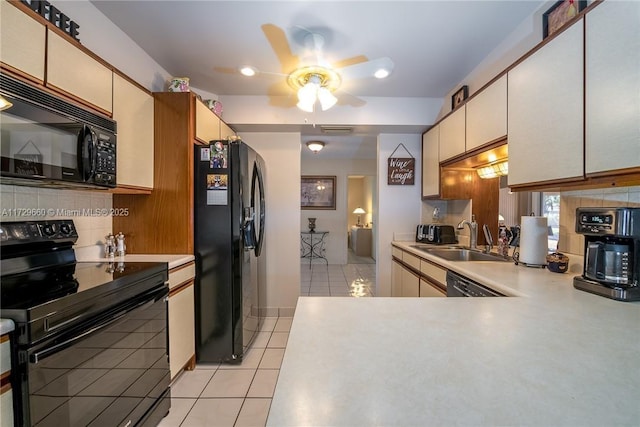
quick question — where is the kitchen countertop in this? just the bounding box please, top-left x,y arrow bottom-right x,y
0,319 -> 14,335
75,245 -> 194,270
267,241 -> 640,426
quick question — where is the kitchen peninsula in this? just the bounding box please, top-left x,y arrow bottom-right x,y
268,243 -> 640,426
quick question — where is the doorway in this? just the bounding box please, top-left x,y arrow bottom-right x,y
347,175 -> 376,263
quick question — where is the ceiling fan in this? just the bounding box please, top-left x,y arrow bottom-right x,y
216,24 -> 394,112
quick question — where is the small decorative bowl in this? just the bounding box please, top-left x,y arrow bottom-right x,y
546,252 -> 569,273
168,77 -> 190,92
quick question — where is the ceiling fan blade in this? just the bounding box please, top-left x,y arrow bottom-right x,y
336,89 -> 366,108
261,23 -> 299,74
332,55 -> 368,69
338,57 -> 395,80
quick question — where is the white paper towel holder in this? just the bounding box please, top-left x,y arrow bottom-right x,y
513,214 -> 548,268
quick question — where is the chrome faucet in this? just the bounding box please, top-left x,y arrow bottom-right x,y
457,215 -> 478,250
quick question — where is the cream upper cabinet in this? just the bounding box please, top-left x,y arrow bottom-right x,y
220,120 -> 235,140
507,21 -> 584,186
47,31 -> 113,113
439,106 -> 466,162
422,125 -> 440,198
195,100 -> 221,143
113,74 -> 154,189
585,1 -> 640,175
0,0 -> 46,81
466,75 -> 507,151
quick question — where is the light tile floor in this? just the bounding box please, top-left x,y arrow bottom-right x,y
160,258 -> 376,426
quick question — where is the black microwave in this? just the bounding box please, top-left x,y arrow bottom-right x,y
0,73 -> 117,189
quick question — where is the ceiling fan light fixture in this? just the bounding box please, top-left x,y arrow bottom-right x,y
239,66 -> 257,77
306,141 -> 325,153
317,87 -> 337,110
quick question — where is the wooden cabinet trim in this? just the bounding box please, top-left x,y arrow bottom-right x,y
169,261 -> 195,273
392,250 -> 447,291
169,279 -> 194,297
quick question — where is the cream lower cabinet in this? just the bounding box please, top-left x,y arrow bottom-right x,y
47,31 -> 113,114
585,1 -> 640,175
507,21 -> 584,186
168,262 -> 196,380
391,246 -> 446,297
0,0 -> 46,82
422,125 -> 440,198
113,74 -> 154,190
1,332 -> 13,426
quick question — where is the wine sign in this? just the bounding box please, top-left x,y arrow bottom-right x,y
387,143 -> 415,185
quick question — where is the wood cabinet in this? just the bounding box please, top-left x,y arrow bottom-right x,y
112,74 -> 154,191
47,31 -> 113,114
195,99 -> 221,143
466,75 -> 507,151
0,0 -> 45,82
168,261 -> 196,379
220,120 -> 236,140
113,92 -> 196,254
422,126 -> 440,198
507,21 -> 584,187
585,1 -> 640,175
439,106 -> 466,162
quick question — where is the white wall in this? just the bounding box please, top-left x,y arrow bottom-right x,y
238,132 -> 301,316
376,134 -> 422,296
301,158 -> 377,264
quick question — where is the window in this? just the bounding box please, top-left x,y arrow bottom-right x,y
541,192 -> 560,251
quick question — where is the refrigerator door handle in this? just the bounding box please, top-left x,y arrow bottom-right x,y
243,207 -> 256,250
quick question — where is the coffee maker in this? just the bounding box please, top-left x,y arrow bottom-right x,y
573,207 -> 640,301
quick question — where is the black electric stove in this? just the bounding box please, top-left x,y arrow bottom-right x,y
0,220 -> 171,427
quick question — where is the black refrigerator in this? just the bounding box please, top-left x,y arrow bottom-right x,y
193,139 -> 266,363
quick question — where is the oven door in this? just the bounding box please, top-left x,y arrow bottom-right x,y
15,285 -> 170,427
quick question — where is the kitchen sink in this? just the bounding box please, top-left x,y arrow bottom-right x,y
410,246 -> 510,262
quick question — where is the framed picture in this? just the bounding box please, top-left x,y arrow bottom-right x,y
543,0 -> 586,39
301,176 -> 336,210
451,85 -> 468,110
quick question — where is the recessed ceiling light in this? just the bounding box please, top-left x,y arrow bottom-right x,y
374,68 -> 390,79
239,66 -> 257,77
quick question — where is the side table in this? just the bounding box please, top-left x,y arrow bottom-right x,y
300,231 -> 329,268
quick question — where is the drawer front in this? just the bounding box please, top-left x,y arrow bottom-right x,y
420,261 -> 447,286
392,246 -> 403,259
403,252 -> 421,270
1,387 -> 13,427
168,262 -> 195,291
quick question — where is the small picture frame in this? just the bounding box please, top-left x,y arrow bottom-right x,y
301,176 -> 336,210
451,85 -> 468,110
543,0 -> 586,39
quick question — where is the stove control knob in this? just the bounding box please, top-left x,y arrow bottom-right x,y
59,223 -> 72,236
41,223 -> 57,237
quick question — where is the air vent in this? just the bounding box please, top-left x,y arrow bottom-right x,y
0,73 -> 117,133
320,126 -> 353,135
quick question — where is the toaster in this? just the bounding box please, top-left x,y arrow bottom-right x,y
416,224 -> 458,244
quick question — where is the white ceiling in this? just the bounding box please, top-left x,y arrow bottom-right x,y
90,0 -> 546,158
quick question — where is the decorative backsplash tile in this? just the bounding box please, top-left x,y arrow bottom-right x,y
1,185 -> 112,248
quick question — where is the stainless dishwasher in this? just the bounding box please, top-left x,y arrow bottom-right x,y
446,271 -> 506,297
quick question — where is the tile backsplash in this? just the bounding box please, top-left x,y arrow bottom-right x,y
1,185 -> 113,248
559,185 -> 640,256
